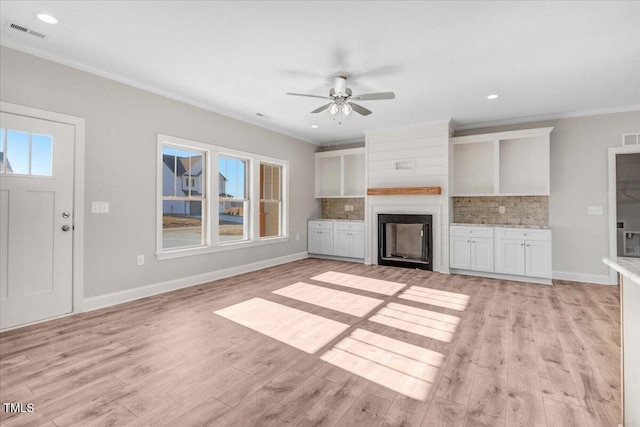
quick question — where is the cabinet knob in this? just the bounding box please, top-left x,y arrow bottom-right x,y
521,243 -> 524,246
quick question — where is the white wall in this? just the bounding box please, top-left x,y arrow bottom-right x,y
456,111 -> 640,283
0,47 -> 320,300
365,121 -> 451,272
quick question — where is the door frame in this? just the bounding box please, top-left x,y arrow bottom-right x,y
608,144 -> 640,285
1,101 -> 85,318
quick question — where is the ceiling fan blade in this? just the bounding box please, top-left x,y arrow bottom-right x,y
349,102 -> 373,116
311,103 -> 332,114
350,92 -> 395,101
286,92 -> 331,100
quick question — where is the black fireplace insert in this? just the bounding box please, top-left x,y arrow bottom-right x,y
378,213 -> 433,270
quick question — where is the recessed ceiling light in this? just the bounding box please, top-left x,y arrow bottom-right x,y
487,94 -> 499,100
36,13 -> 58,24
310,125 -> 319,129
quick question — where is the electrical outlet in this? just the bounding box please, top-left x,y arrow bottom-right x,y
344,204 -> 349,211
499,206 -> 506,214
137,255 -> 144,266
295,234 -> 300,241
349,205 -> 354,211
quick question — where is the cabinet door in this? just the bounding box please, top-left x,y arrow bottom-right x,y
308,229 -> 321,254
334,230 -> 350,257
525,240 -> 551,278
319,230 -> 334,255
350,231 -> 365,259
471,238 -> 494,272
450,236 -> 471,269
495,239 -> 525,275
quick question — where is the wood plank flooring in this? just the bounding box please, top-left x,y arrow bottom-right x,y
0,259 -> 621,426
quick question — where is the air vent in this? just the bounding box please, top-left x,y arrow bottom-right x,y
622,133 -> 640,146
28,30 -> 46,39
5,21 -> 47,39
8,22 -> 28,32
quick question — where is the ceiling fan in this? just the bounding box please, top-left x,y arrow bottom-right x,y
287,76 -> 395,118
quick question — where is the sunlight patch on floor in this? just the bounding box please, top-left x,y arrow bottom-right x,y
320,328 -> 445,401
272,282 -> 384,317
398,286 -> 470,311
310,271 -> 406,296
214,298 -> 349,354
369,310 -> 457,343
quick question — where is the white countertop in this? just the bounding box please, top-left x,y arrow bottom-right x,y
451,223 -> 551,230
603,257 -> 640,284
309,218 -> 364,223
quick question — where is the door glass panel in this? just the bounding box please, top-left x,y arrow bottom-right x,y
31,134 -> 53,176
6,130 -> 30,174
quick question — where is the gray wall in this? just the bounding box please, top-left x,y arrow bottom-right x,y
0,47 -> 320,298
456,111 -> 640,280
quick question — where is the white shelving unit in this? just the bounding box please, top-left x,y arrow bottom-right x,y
451,127 -> 553,196
315,148 -> 365,198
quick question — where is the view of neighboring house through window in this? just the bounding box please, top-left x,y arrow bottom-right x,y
162,144 -> 206,249
260,162 -> 282,238
219,155 -> 249,243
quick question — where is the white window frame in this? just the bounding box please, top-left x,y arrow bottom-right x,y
156,134 -> 289,260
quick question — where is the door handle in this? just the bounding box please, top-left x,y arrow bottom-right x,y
62,225 -> 71,232
62,212 -> 71,218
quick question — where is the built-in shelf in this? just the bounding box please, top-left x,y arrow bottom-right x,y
315,148 -> 365,198
367,186 -> 442,196
450,127 -> 553,196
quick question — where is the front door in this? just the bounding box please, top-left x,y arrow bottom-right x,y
0,112 -> 75,330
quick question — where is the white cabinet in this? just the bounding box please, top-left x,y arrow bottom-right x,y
451,127 -> 553,196
495,228 -> 552,278
315,148 -> 365,198
449,226 -> 494,272
308,220 -> 364,259
308,221 -> 334,255
334,222 -> 365,258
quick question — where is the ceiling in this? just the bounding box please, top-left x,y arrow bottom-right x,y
1,1 -> 639,145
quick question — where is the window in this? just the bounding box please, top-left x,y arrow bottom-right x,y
260,163 -> 282,238
218,156 -> 249,243
157,134 -> 288,259
161,144 -> 206,250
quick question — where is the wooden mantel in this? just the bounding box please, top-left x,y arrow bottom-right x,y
367,186 -> 442,196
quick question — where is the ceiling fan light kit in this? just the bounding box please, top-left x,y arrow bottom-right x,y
287,75 -> 395,124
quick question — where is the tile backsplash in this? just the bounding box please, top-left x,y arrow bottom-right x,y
322,198 -> 365,220
453,196 -> 548,226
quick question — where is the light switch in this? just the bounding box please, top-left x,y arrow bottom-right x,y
91,201 -> 109,214
587,206 -> 603,215
499,206 -> 506,214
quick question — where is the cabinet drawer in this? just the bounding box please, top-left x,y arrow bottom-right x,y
334,221 -> 365,232
308,220 -> 333,230
496,227 -> 550,241
451,226 -> 493,238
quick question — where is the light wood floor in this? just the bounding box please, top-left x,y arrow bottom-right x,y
0,259 -> 621,426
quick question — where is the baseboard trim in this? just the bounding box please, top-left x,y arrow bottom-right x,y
552,270 -> 616,285
449,269 -> 552,285
83,251 -> 309,312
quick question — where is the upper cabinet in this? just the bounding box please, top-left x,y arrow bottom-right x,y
315,148 -> 365,198
451,127 -> 553,196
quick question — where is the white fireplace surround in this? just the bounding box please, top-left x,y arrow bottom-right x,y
365,200 -> 448,273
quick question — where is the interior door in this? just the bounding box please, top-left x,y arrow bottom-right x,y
0,112 -> 75,330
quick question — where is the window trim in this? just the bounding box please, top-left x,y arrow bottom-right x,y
156,134 -> 289,260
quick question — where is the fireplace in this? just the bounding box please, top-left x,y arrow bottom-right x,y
378,214 -> 433,270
